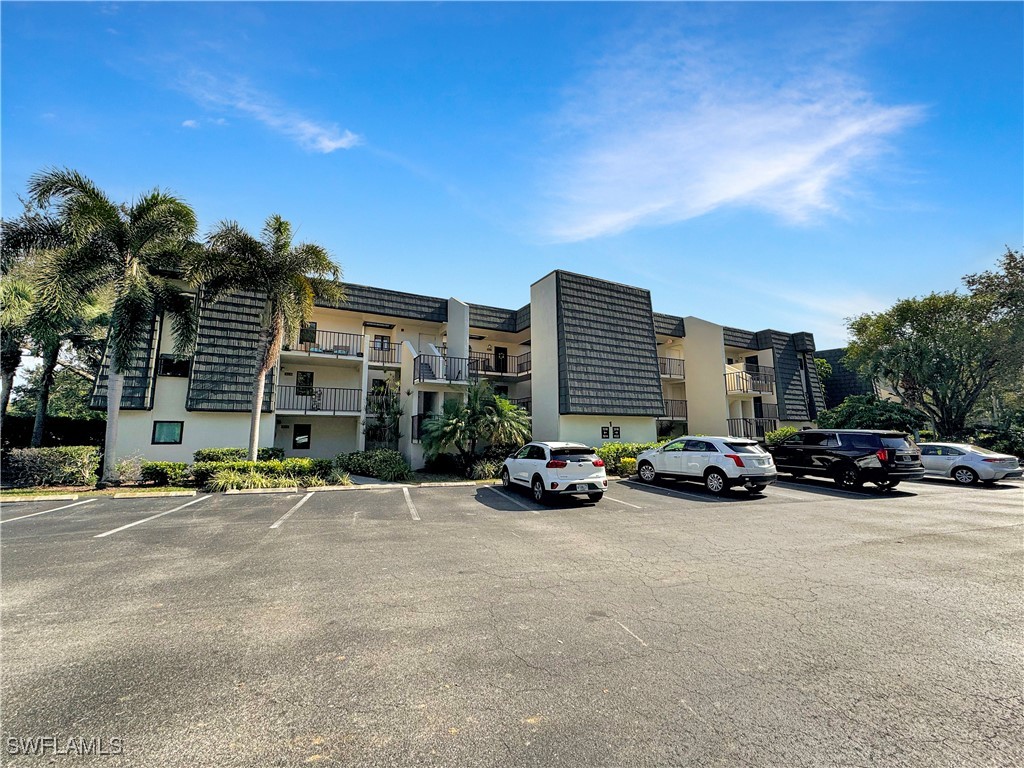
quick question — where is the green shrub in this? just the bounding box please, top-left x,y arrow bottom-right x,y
140,461 -> 190,486
334,451 -> 374,477
916,429 -> 936,442
310,458 -> 334,479
297,474 -> 326,488
116,454 -> 145,484
328,469 -> 352,486
594,442 -> 665,475
191,460 -> 259,488
765,427 -> 799,446
369,449 -> 412,482
618,457 -> 637,477
280,457 -> 314,476
965,426 -> 1024,459
423,452 -> 466,476
192,447 -> 284,462
469,458 -> 503,480
5,446 -> 101,487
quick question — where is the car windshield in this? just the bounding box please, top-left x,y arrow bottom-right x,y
724,442 -> 767,454
551,447 -> 595,460
880,436 -> 915,450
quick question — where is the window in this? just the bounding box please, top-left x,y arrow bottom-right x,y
373,335 -> 391,351
152,421 -> 183,445
157,355 -> 190,377
528,445 -> 546,461
920,446 -> 939,456
516,446 -> 533,460
685,440 -> 714,452
296,371 -> 314,397
663,439 -> 686,452
298,322 -> 317,344
293,424 -> 311,450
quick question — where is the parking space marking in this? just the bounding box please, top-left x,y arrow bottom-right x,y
270,492 -> 313,529
763,484 -> 823,500
483,485 -> 540,513
615,620 -> 648,647
605,496 -> 642,509
402,487 -> 421,521
774,479 -> 880,500
620,480 -> 722,503
93,495 -> 211,538
0,498 -> 96,524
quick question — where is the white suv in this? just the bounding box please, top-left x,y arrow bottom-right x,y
501,442 -> 608,503
635,436 -> 777,495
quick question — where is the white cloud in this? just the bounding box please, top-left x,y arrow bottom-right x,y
181,72 -> 360,153
181,119 -> 199,128
542,24 -> 923,242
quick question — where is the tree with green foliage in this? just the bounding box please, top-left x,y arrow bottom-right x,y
421,380 -> 531,467
27,168 -> 200,484
814,357 -> 833,401
845,269 -> 1023,437
9,366 -> 105,421
816,394 -> 926,433
189,215 -> 344,461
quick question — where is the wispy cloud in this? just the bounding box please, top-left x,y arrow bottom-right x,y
542,21 -> 923,242
181,119 -> 199,129
180,71 -> 360,153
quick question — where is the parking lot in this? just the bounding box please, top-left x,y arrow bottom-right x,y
2,476 -> 1022,766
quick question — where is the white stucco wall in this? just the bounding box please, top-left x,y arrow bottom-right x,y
681,317 -> 729,436
557,415 -> 657,447
116,405 -> 275,463
273,415 -> 360,459
529,274 -> 559,442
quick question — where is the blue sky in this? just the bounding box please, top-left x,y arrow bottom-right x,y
2,1 -> 1021,348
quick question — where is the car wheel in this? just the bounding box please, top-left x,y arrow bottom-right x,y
500,467 -> 511,489
746,484 -> 767,495
704,469 -> 728,495
834,465 -> 863,490
587,492 -> 604,503
531,477 -> 549,504
875,479 -> 900,491
638,461 -> 657,483
952,467 -> 979,485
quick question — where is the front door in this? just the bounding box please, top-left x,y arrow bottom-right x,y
494,346 -> 508,374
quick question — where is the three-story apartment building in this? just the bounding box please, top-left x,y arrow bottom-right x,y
93,271 -> 826,465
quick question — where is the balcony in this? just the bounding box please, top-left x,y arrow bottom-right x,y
725,365 -> 775,395
726,417 -> 779,440
662,399 -> 688,420
277,386 -> 361,415
658,357 -> 686,379
414,355 -> 474,384
283,329 -> 364,359
469,351 -> 532,376
510,397 -> 532,415
367,344 -> 401,365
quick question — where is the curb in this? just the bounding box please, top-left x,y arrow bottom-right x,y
114,490 -> 197,499
1,494 -> 79,502
226,487 -> 300,495
308,483 -> 410,492
417,481 -> 481,487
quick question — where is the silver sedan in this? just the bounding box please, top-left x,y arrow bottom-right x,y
918,442 -> 1022,485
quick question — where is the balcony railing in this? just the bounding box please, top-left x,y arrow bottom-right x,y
277,386 -> 361,415
367,345 -> 401,365
726,417 -> 779,440
469,351 -> 532,376
510,397 -> 532,415
725,367 -> 775,395
663,399 -> 688,419
759,402 -> 780,419
414,355 -> 474,384
658,357 -> 686,379
285,329 -> 364,358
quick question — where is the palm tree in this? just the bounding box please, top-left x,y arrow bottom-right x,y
481,394 -> 531,447
190,215 -> 344,461
0,275 -> 32,425
28,168 -> 199,485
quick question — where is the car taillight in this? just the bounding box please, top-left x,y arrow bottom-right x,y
592,459 -> 605,467
725,454 -> 744,468
546,459 -> 567,468
982,458 -> 1003,463
876,449 -> 892,463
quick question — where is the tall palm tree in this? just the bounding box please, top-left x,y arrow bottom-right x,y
190,215 -> 344,461
28,168 -> 199,485
422,381 -> 531,467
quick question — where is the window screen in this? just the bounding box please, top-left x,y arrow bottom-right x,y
152,421 -> 183,445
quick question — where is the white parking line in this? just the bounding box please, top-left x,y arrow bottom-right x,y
483,485 -> 540,513
402,487 -> 421,521
93,495 -> 211,538
0,498 -> 96,524
615,620 -> 648,647
605,496 -> 642,509
270,492 -> 313,529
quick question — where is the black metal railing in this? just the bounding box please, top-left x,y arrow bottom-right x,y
285,329 -> 364,357
759,402 -> 780,419
658,357 -> 686,378
725,370 -> 775,394
469,351 -> 532,376
277,386 -> 362,414
367,345 -> 400,365
510,397 -> 532,415
726,417 -> 779,440
663,399 -> 688,419
413,355 -> 474,384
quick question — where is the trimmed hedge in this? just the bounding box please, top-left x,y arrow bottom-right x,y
334,449 -> 412,482
191,458 -> 323,489
594,442 -> 665,475
192,447 -> 285,462
140,461 -> 191,486
5,446 -> 101,487
618,457 -> 637,477
764,427 -> 798,446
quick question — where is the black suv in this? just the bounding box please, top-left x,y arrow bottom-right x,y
766,429 -> 924,490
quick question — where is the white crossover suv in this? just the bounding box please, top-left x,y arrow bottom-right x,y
635,436 -> 777,495
918,443 -> 1022,485
501,442 -> 608,503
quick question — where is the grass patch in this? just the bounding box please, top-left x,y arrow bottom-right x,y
0,485 -> 194,499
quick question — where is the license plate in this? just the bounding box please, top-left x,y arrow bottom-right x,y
575,484 -> 587,491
